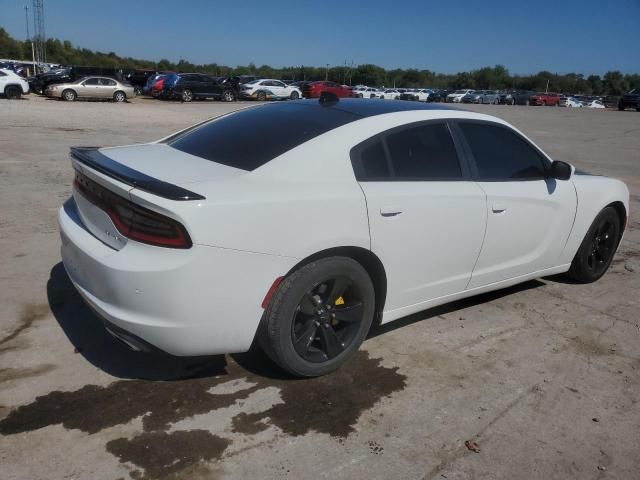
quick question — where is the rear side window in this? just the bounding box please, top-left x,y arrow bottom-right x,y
167,103 -> 360,171
459,122 -> 547,180
360,141 -> 390,179
386,123 -> 462,179
353,122 -> 462,181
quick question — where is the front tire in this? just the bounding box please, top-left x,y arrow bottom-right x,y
222,89 -> 235,102
62,89 -> 76,101
289,90 -> 299,100
566,207 -> 621,283
258,257 -> 375,377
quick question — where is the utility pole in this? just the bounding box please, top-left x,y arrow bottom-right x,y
32,0 -> 46,67
25,4 -> 36,75
325,63 -> 329,81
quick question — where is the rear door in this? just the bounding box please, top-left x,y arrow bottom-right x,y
354,121 -> 487,312
453,121 -> 577,288
100,78 -> 118,98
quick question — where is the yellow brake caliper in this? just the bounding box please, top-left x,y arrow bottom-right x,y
332,296 -> 345,325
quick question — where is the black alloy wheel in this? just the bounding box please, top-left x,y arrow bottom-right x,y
292,276 -> 364,363
567,207 -> 621,283
259,257 -> 375,377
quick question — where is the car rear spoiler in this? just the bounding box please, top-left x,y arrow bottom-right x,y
70,146 -> 206,201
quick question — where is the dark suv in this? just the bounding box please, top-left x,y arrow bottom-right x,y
163,73 -> 238,102
618,89 -> 640,111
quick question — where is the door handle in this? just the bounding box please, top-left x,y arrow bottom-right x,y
492,204 -> 507,213
380,207 -> 402,217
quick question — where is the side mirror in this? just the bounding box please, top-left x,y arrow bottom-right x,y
550,160 -> 572,180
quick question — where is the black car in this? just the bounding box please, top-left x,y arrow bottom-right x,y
502,90 -> 536,105
618,89 -> 640,111
29,68 -> 72,94
164,73 -> 238,102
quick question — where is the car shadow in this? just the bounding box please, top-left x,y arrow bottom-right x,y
46,262 -> 228,381
367,279 -> 546,339
47,261 -> 548,381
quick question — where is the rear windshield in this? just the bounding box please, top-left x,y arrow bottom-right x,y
166,102 -> 361,171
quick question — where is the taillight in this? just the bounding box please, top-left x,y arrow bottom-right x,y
74,171 -> 192,249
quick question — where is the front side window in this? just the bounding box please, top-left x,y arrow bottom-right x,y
459,122 -> 547,180
83,78 -> 100,85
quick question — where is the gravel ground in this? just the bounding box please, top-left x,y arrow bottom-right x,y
1,95 -> 639,480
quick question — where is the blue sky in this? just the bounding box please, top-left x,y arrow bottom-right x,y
3,0 -> 639,75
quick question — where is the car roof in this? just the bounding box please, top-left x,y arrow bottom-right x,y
287,98 -> 460,117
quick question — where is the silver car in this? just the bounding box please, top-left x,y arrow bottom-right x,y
45,76 -> 134,102
478,90 -> 501,104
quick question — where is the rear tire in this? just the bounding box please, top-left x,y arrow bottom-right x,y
4,86 -> 21,99
258,257 -> 375,377
113,91 -> 126,103
566,207 -> 621,283
256,91 -> 267,101
181,89 -> 193,102
62,89 -> 76,101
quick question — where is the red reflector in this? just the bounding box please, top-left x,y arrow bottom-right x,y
261,276 -> 284,309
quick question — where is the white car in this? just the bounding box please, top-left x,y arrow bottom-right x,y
564,97 -> 583,108
357,87 -> 382,99
586,99 -> 605,109
58,99 -> 629,377
447,89 -> 474,103
0,68 -> 29,99
379,89 -> 401,100
240,79 -> 301,100
413,89 -> 432,102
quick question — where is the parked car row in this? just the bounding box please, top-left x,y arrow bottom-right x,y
4,64 -> 640,111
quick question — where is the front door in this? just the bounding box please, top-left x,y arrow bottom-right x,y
453,121 -> 577,288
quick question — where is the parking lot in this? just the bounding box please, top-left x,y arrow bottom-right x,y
1,95 -> 639,480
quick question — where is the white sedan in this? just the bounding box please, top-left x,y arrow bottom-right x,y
447,89 -> 475,103
413,89 -> 433,102
357,87 -> 382,99
59,98 -> 629,377
586,99 -> 606,109
379,89 -> 401,100
240,79 -> 301,100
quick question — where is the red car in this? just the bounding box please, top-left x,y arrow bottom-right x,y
529,92 -> 561,106
302,81 -> 354,98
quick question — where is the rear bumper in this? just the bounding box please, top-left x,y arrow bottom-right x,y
58,198 -> 295,356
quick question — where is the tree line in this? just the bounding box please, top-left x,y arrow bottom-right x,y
2,28 -> 638,95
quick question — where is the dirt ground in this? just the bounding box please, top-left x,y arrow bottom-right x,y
1,95 -> 639,480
